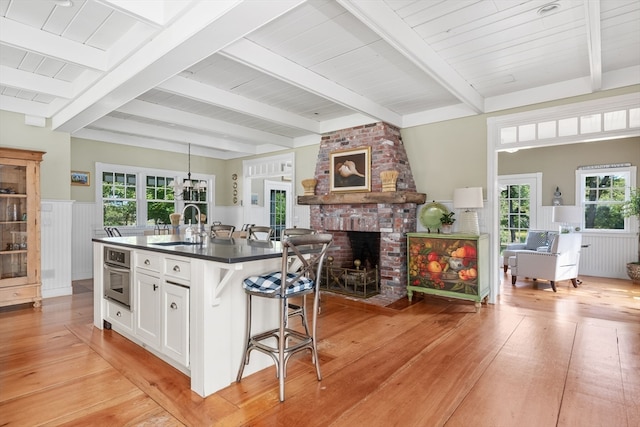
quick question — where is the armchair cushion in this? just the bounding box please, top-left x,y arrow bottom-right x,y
524,231 -> 549,250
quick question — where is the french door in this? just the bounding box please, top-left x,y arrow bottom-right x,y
498,173 -> 540,253
264,180 -> 292,240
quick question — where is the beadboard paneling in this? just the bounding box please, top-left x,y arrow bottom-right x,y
72,202 -> 96,281
41,200 -> 73,298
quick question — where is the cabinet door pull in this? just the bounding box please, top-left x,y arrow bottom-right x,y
173,265 -> 180,272
170,302 -> 178,310
144,259 -> 150,265
153,284 -> 158,291
116,311 -> 122,317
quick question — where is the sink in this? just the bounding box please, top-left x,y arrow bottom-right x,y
151,241 -> 199,246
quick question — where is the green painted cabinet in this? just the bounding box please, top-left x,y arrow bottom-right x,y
407,233 -> 489,311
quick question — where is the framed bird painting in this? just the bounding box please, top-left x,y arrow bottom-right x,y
329,146 -> 371,193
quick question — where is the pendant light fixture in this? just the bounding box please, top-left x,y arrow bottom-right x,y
170,143 -> 207,201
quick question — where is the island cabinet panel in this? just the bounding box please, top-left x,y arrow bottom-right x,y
162,282 -> 189,367
407,233 -> 489,311
135,271 -> 162,349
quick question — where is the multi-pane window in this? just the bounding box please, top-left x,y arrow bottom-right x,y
580,170 -> 630,231
146,175 -> 176,226
98,163 -> 213,228
500,184 -> 531,248
102,172 -> 137,226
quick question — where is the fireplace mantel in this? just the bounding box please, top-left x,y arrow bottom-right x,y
298,191 -> 426,205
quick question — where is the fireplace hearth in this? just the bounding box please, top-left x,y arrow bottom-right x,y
298,122 -> 426,299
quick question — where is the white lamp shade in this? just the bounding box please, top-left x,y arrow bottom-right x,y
453,187 -> 484,209
552,205 -> 582,223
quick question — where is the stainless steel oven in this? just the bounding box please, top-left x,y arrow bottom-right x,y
103,246 -> 131,308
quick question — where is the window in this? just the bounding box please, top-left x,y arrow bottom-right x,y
103,172 -> 137,226
578,167 -> 635,232
146,175 -> 176,226
97,163 -> 213,228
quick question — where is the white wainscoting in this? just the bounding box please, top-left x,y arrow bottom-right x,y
41,200 -> 73,298
71,202 -> 96,281
579,233 -> 636,279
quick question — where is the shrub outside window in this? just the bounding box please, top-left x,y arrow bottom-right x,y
580,169 -> 631,232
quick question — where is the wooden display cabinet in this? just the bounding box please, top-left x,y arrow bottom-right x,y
0,148 -> 44,308
407,233 -> 489,311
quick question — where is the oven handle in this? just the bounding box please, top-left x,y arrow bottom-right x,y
104,263 -> 131,274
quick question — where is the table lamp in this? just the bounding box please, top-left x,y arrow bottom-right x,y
552,205 -> 582,233
453,187 -> 483,235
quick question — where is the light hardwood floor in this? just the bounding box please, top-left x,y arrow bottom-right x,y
1,274 -> 638,426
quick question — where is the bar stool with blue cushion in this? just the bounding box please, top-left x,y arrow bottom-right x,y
236,233 -> 332,402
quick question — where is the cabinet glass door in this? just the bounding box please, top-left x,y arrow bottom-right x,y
0,164 -> 28,280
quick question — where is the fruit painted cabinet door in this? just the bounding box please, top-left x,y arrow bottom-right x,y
408,236 -> 479,295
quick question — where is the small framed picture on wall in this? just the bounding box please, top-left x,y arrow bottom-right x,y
71,171 -> 90,186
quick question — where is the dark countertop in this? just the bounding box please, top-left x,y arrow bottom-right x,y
93,235 -> 285,263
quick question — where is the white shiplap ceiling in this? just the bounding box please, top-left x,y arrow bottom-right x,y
1,0 -> 639,159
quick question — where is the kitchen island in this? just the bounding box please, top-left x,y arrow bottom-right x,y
93,234 -> 287,397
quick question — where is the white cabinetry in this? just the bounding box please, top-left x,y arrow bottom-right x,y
105,299 -> 133,333
133,250 -> 190,369
135,271 -> 161,348
162,282 -> 189,366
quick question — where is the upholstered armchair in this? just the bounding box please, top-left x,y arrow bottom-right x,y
502,230 -> 556,272
508,233 -> 582,292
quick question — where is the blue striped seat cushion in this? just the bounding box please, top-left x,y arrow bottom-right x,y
243,272 -> 314,296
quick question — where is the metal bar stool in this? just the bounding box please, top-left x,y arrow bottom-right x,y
282,228 -> 317,334
210,224 -> 235,239
247,225 -> 274,242
236,233 -> 332,401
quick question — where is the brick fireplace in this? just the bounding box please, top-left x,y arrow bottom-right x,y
298,122 -> 425,299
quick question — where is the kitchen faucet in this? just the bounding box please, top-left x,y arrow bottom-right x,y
182,204 -> 203,234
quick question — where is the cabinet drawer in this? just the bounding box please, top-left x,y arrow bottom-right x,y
164,258 -> 190,282
106,299 -> 133,330
0,284 -> 38,303
135,251 -> 161,272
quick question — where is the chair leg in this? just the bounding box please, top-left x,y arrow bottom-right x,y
300,295 -> 309,335
571,278 -> 578,288
236,294 -> 252,382
503,264 -> 508,273
278,296 -> 287,402
511,275 -> 517,285
550,281 -> 557,292
311,290 -> 322,381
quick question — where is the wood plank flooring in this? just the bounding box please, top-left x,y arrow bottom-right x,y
1,275 -> 638,426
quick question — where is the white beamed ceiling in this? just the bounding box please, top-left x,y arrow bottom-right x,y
1,0 -> 639,159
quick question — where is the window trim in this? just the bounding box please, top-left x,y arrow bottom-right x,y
575,165 -> 636,234
96,162 -> 215,229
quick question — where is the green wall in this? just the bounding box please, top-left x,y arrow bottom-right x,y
70,138 -> 227,203
0,110 -> 71,200
400,85 -> 640,201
